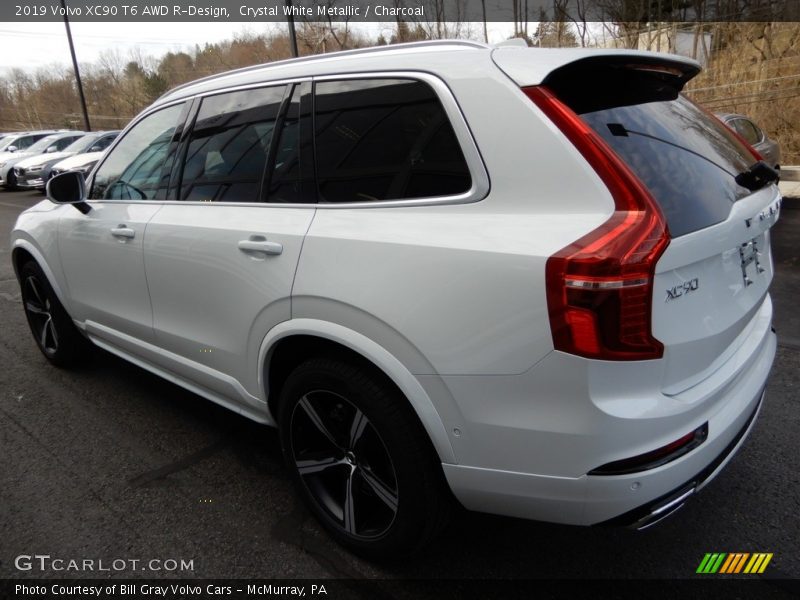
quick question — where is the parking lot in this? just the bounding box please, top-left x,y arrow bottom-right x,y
1,189 -> 798,589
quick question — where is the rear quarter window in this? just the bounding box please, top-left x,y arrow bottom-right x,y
313,78 -> 472,203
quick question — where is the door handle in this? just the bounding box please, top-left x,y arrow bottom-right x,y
238,237 -> 283,256
110,225 -> 135,239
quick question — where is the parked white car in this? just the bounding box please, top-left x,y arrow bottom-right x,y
14,131 -> 119,191
11,41 -> 779,556
0,131 -> 84,188
45,150 -> 105,182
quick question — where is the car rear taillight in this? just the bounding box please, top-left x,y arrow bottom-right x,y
523,86 -> 670,361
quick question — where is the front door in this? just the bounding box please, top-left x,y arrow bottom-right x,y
58,102 -> 187,342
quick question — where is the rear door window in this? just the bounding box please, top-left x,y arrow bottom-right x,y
179,85 -> 286,202
264,82 -> 314,204
313,78 -> 471,203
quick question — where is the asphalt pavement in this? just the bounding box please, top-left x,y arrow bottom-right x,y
0,189 -> 798,590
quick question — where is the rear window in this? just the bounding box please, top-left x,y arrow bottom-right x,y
546,63 -> 757,237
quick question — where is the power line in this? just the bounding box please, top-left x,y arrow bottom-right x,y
687,72 -> 800,93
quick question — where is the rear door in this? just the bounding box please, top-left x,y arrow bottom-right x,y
142,82 -> 315,400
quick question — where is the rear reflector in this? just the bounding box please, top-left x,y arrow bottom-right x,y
589,423 -> 709,475
523,85 -> 670,361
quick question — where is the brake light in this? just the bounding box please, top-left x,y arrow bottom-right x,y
523,86 -> 669,361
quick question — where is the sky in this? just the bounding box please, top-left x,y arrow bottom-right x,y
0,21 -> 520,75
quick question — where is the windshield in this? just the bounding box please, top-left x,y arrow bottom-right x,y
64,133 -> 101,154
25,135 -> 60,153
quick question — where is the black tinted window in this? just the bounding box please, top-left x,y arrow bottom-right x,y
180,86 -> 285,202
314,79 -> 471,203
580,95 -> 754,237
90,103 -> 184,200
264,82 -> 313,203
17,135 -> 42,149
546,63 -> 760,237
54,135 -> 82,151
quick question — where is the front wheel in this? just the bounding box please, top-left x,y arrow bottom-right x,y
19,260 -> 90,367
278,358 -> 450,558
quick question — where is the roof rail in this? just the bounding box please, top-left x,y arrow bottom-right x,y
159,39 -> 489,101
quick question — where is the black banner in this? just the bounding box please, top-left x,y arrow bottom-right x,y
2,0 -> 800,23
2,578 -> 800,600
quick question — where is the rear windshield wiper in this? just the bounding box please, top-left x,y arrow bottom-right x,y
607,123 -> 779,192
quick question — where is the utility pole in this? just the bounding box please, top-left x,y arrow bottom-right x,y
285,0 -> 299,57
61,0 -> 91,131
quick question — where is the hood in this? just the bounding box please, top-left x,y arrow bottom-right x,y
16,151 -> 76,169
0,150 -> 35,163
51,151 -> 103,171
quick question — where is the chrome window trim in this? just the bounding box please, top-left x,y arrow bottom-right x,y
87,71 -> 489,210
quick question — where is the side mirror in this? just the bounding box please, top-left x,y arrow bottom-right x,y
89,145 -> 102,152
46,171 -> 91,214
7,145 -> 18,152
45,146 -> 58,153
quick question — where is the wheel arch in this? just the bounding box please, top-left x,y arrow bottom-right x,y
259,319 -> 456,464
12,239 -> 70,310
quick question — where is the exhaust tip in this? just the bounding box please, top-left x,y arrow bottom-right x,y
632,485 -> 696,530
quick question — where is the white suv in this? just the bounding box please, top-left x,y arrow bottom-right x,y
11,41 -> 780,557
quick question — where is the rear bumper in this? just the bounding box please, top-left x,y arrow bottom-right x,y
598,388 -> 764,529
439,301 -> 776,526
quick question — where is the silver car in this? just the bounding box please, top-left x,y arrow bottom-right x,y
716,113 -> 781,171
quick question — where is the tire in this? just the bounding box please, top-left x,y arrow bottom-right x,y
278,358 -> 450,558
19,260 -> 90,367
6,169 -> 17,190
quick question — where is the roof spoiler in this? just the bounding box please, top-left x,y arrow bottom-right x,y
492,48 -> 701,90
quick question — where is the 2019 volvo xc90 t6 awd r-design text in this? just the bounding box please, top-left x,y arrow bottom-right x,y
12,41 -> 780,557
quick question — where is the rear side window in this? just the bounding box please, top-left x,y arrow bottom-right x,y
56,135 -> 80,150
313,78 -> 471,203
546,64 -> 758,237
180,85 -> 286,202
17,135 -> 42,150
733,118 -> 762,145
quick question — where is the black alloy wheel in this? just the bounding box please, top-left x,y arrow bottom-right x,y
22,273 -> 59,357
279,358 -> 451,557
290,389 -> 399,539
19,260 -> 90,367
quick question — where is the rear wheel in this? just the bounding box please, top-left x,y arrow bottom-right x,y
278,358 -> 450,558
20,260 -> 90,367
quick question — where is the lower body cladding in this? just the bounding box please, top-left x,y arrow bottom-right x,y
432,298 -> 776,527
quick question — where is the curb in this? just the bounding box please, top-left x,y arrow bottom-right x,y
781,166 -> 800,182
